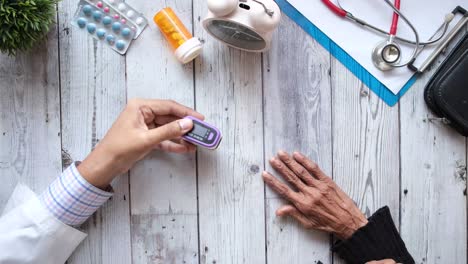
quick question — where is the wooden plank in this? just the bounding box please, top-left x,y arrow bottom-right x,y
0,27 -> 61,211
263,15 -> 333,264
57,0 -> 131,262
125,0 -> 199,263
331,60 -> 400,264
193,2 -> 266,263
399,32 -> 467,263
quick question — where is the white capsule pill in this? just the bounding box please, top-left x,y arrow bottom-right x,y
126,10 -> 135,18
135,17 -> 144,25
118,3 -> 126,11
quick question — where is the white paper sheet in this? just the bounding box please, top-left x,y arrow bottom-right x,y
287,0 -> 465,94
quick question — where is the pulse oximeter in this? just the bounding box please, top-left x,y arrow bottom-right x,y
182,116 -> 222,150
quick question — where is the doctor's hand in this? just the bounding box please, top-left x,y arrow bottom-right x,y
262,151 -> 368,240
77,98 -> 204,189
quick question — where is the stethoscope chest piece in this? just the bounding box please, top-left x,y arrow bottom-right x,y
372,37 -> 402,71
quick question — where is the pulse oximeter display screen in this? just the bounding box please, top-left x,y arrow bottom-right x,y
186,120 -> 217,145
182,116 -> 222,149
192,124 -> 209,137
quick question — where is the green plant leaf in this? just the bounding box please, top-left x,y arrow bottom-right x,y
0,0 -> 59,55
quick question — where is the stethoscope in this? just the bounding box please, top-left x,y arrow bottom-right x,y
322,0 -> 457,71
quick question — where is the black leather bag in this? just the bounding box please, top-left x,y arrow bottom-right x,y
424,33 -> 468,136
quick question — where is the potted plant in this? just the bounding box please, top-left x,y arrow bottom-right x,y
0,0 -> 59,55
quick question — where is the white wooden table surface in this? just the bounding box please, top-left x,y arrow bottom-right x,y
1,0 -> 467,263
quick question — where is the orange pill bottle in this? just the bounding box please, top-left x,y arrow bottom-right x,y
154,7 -> 203,64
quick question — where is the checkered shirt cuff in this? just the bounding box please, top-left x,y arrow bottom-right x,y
40,162 -> 113,226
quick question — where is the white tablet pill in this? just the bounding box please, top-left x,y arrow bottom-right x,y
118,3 -> 126,11
126,10 -> 135,18
135,17 -> 144,25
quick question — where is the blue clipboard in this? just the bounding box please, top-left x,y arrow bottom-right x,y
275,0 -> 417,106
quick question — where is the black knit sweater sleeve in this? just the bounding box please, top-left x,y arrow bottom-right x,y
332,206 -> 415,264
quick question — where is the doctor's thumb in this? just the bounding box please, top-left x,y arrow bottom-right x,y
147,118 -> 193,144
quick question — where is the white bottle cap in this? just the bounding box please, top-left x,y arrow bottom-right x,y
174,37 -> 203,64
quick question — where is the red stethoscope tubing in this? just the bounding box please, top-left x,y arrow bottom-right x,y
322,0 -> 401,36
321,0 -> 347,17
389,0 -> 400,35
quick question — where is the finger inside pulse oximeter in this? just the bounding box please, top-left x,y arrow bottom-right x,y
182,116 -> 222,150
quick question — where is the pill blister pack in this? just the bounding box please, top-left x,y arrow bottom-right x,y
71,0 -> 147,54
102,0 -> 148,38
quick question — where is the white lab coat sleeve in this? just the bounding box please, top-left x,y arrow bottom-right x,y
0,184 -> 87,264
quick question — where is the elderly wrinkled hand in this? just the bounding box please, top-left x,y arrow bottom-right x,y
262,151 -> 368,239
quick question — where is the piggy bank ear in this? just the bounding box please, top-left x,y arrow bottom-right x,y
207,0 -> 238,17
249,0 -> 281,32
